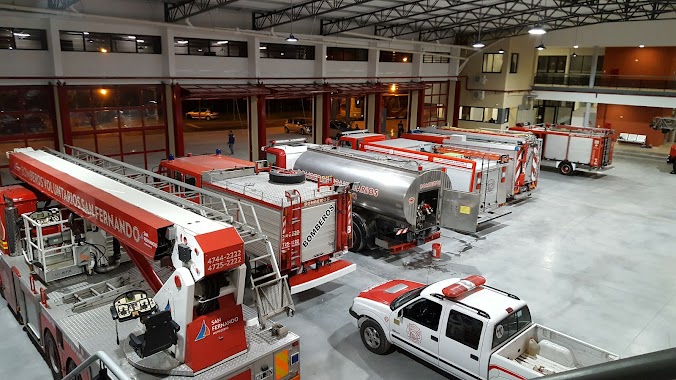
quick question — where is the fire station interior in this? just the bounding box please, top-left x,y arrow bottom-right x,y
0,1 -> 675,380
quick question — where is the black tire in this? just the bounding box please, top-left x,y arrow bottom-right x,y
558,162 -> 574,175
205,116 -> 212,121
44,330 -> 62,379
269,169 -> 305,184
300,128 -> 306,135
284,126 -> 290,133
352,220 -> 366,252
360,319 -> 394,355
65,359 -> 82,380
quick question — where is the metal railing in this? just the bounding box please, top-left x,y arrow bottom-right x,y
63,351 -> 130,380
534,73 -> 676,93
541,347 -> 676,380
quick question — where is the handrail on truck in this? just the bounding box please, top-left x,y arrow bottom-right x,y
63,351 -> 131,380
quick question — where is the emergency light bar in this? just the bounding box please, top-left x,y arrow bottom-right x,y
442,275 -> 486,298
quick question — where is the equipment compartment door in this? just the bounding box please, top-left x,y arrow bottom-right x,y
300,201 -> 337,263
568,136 -> 593,164
440,190 -> 480,233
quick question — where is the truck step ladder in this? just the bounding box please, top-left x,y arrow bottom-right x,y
49,146 -> 294,325
61,274 -> 142,313
285,190 -> 303,270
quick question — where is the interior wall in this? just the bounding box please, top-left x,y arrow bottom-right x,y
602,47 -> 676,76
596,104 -> 672,146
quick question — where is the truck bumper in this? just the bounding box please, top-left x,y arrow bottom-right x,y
289,260 -> 356,294
349,307 -> 359,320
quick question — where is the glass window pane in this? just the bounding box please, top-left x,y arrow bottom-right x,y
210,40 -> 229,56
92,88 -> 117,108
136,36 -> 160,54
94,110 -> 119,130
96,132 -> 121,155
145,129 -> 166,151
120,109 -> 142,128
143,107 -> 164,127
0,28 -> 13,50
84,33 -> 111,52
118,88 -> 141,107
556,56 -> 567,73
493,54 -> 504,72
24,113 -> 53,134
26,137 -> 55,151
189,39 -> 209,55
0,114 -> 21,134
67,89 -> 92,109
174,37 -> 189,54
581,56 -> 593,73
60,31 -> 84,51
121,130 -> 144,153
24,89 -> 50,112
141,87 -> 161,106
69,112 -> 93,130
72,134 -> 96,152
470,107 -> 483,121
14,29 -> 47,50
111,35 -> 137,53
0,90 -> 20,112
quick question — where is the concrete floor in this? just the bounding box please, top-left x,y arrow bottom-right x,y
1,154 -> 674,379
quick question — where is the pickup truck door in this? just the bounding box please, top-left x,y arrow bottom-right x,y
438,309 -> 486,380
390,297 -> 443,366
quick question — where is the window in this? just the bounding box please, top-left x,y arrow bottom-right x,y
482,53 -> 503,73
509,53 -> 519,73
446,310 -> 484,350
569,55 -> 604,74
260,43 -> 314,60
492,306 -> 532,349
0,28 -> 47,50
536,56 -> 567,73
60,31 -> 161,54
423,54 -> 450,63
379,51 -> 413,63
422,82 -> 449,127
174,37 -> 248,57
402,298 -> 443,330
459,106 -> 509,123
326,47 -> 368,61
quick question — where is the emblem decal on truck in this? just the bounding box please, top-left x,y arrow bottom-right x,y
406,323 -> 422,344
302,203 -> 335,248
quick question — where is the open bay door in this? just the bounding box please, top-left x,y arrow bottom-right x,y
440,189 -> 481,233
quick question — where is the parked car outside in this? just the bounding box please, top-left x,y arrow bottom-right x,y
186,108 -> 219,120
284,118 -> 312,135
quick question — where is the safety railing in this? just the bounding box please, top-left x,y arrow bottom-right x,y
533,73 -> 676,93
63,351 -> 130,380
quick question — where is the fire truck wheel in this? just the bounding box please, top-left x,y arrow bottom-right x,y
44,329 -> 63,379
65,359 -> 82,380
558,162 -> 574,176
352,221 -> 366,252
269,169 -> 306,184
360,319 -> 394,355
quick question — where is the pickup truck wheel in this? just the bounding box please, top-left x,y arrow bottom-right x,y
360,319 -> 393,355
558,162 -> 573,176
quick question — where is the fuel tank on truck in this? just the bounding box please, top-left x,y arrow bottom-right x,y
293,146 -> 450,229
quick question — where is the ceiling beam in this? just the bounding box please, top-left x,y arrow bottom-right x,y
164,0 -> 240,22
253,0 -> 377,30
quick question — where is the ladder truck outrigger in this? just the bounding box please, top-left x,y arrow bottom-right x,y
0,146 -> 300,380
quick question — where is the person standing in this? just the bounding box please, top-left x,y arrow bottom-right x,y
228,130 -> 235,155
397,120 -> 404,138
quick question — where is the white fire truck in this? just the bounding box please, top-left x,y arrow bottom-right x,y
509,124 -> 614,175
405,126 -> 543,199
0,147 -> 300,380
350,275 -> 618,379
157,153 -> 356,294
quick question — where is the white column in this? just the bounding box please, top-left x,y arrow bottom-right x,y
314,95 -> 323,144
367,44 -> 379,78
162,27 -> 176,77
366,94 -> 376,132
409,90 -> 419,130
583,46 -> 601,128
249,96 -> 259,161
315,44 -> 326,78
48,18 -> 63,76
249,37 -> 260,78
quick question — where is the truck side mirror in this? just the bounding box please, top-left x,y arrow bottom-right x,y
397,309 -> 403,318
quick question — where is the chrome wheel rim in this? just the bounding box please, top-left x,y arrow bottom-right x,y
364,326 -> 381,348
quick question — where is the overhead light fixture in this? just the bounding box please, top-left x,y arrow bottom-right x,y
573,45 -> 579,49
498,48 -> 505,54
572,52 -> 578,57
128,36 -> 136,39
536,43 -> 546,51
390,83 -> 397,92
137,39 -> 145,43
216,40 -> 228,45
8,46 -> 13,50
83,32 -> 89,35
99,89 -> 108,95
402,57 -> 408,62
285,34 -> 298,42
177,40 -> 188,44
13,32 -> 30,38
639,44 -> 645,48
472,42 -> 486,48
100,48 -> 108,53
528,26 -> 547,35
259,46 -> 267,50
281,52 -> 285,56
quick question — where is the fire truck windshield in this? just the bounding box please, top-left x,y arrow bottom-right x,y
390,285 -> 427,311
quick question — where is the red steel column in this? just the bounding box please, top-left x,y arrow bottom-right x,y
373,93 -> 383,134
56,84 -> 71,150
452,80 -> 461,128
257,95 -> 267,160
171,84 -> 185,157
124,245 -> 163,293
417,88 -> 425,129
322,94 -> 330,143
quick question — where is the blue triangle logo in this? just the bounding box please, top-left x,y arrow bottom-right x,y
164,301 -> 171,311
195,320 -> 210,341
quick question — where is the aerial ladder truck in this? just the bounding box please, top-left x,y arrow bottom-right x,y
0,146 -> 300,380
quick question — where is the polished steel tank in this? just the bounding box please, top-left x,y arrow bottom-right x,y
293,146 -> 450,228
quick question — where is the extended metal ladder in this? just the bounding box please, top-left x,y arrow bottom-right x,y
49,146 -> 294,326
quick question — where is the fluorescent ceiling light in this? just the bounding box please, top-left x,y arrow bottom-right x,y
639,44 -> 645,48
128,36 -> 136,39
13,33 -> 30,38
137,39 -> 145,43
83,32 -> 89,35
259,46 -> 267,50
528,26 -> 547,35
472,42 -> 486,48
216,40 -> 228,45
498,48 -> 505,54
177,40 -> 188,44
573,45 -> 579,49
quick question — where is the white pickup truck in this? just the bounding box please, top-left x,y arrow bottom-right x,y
349,276 -> 618,379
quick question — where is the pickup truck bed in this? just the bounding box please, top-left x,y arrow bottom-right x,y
490,324 -> 618,378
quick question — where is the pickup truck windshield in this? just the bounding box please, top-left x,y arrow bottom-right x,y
492,306 -> 532,349
390,285 -> 427,311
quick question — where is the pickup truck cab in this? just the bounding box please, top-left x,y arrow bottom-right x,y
350,276 -> 618,379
